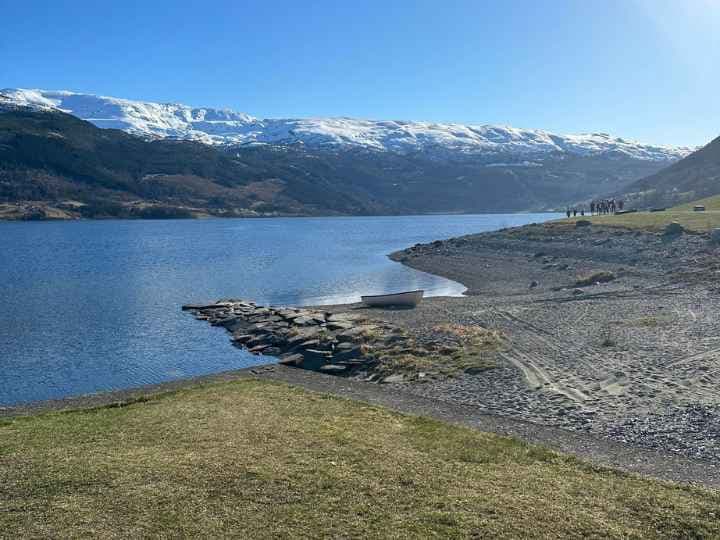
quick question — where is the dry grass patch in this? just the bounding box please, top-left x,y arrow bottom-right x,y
612,315 -> 674,328
556,197 -> 720,233
374,324 -> 505,378
1,379 -> 719,538
575,271 -> 616,287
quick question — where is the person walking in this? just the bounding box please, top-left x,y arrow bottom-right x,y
566,208 -> 571,218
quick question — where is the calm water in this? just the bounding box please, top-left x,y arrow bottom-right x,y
0,214 -> 553,405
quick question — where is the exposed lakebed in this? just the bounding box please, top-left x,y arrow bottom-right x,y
0,213 -> 551,405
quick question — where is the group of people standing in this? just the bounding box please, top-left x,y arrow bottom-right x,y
564,199 -> 624,218
590,199 -> 623,215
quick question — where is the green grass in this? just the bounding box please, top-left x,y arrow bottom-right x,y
1,379 -> 719,538
673,194 -> 720,212
559,195 -> 720,232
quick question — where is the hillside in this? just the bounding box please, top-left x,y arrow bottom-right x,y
0,97 -> 694,219
622,135 -> 720,207
0,107 -> 393,219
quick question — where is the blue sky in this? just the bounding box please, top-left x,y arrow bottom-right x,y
1,0 -> 718,146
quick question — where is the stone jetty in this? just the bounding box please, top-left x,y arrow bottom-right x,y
182,300 -> 459,381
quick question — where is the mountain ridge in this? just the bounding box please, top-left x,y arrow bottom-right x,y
0,88 -> 692,162
0,91 -> 704,220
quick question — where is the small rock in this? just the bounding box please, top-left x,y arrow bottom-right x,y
320,364 -> 348,373
382,374 -> 405,383
335,346 -> 363,361
304,348 -> 333,358
212,316 -> 240,327
292,316 -> 317,326
231,333 -> 253,344
664,221 -> 685,236
327,313 -> 366,323
529,281 -> 539,289
327,321 -> 354,331
278,353 -> 304,366
575,220 -> 592,228
710,228 -> 720,244
336,327 -> 368,341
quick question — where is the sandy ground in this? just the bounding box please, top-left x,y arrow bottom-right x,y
351,222 -> 720,461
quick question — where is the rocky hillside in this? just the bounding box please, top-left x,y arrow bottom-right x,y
621,136 -> 720,208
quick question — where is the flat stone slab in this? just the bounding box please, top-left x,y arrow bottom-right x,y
181,302 -> 234,311
319,364 -> 348,373
327,321 -> 354,331
278,353 -> 304,366
183,299 -> 426,380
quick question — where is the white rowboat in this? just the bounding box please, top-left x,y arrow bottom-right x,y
361,290 -> 424,308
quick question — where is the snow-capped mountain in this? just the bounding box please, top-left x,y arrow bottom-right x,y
0,88 -> 692,162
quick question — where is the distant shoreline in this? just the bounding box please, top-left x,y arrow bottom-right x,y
0,203 -> 560,222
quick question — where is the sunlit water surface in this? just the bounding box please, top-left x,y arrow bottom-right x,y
0,214 -> 555,405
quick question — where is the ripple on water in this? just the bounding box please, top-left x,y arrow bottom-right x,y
0,213 -> 555,405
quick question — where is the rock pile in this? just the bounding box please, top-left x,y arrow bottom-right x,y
182,300 -> 440,380
663,221 -> 685,236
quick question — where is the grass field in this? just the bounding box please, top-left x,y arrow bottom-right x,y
560,195 -> 720,232
1,379 -> 718,538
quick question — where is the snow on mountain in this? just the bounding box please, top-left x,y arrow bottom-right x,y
0,88 -> 692,161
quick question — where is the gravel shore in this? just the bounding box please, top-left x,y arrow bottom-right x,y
9,218 -> 718,479
370,221 -> 720,462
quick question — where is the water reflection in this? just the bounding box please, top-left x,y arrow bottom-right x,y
0,213 -> 556,404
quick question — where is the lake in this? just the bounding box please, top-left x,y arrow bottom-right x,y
0,213 -> 553,405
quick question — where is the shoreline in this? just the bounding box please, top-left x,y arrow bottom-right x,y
381,220 -> 720,462
0,205 -> 560,222
5,217 -> 720,484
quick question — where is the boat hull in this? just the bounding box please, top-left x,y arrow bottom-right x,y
361,290 -> 424,308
